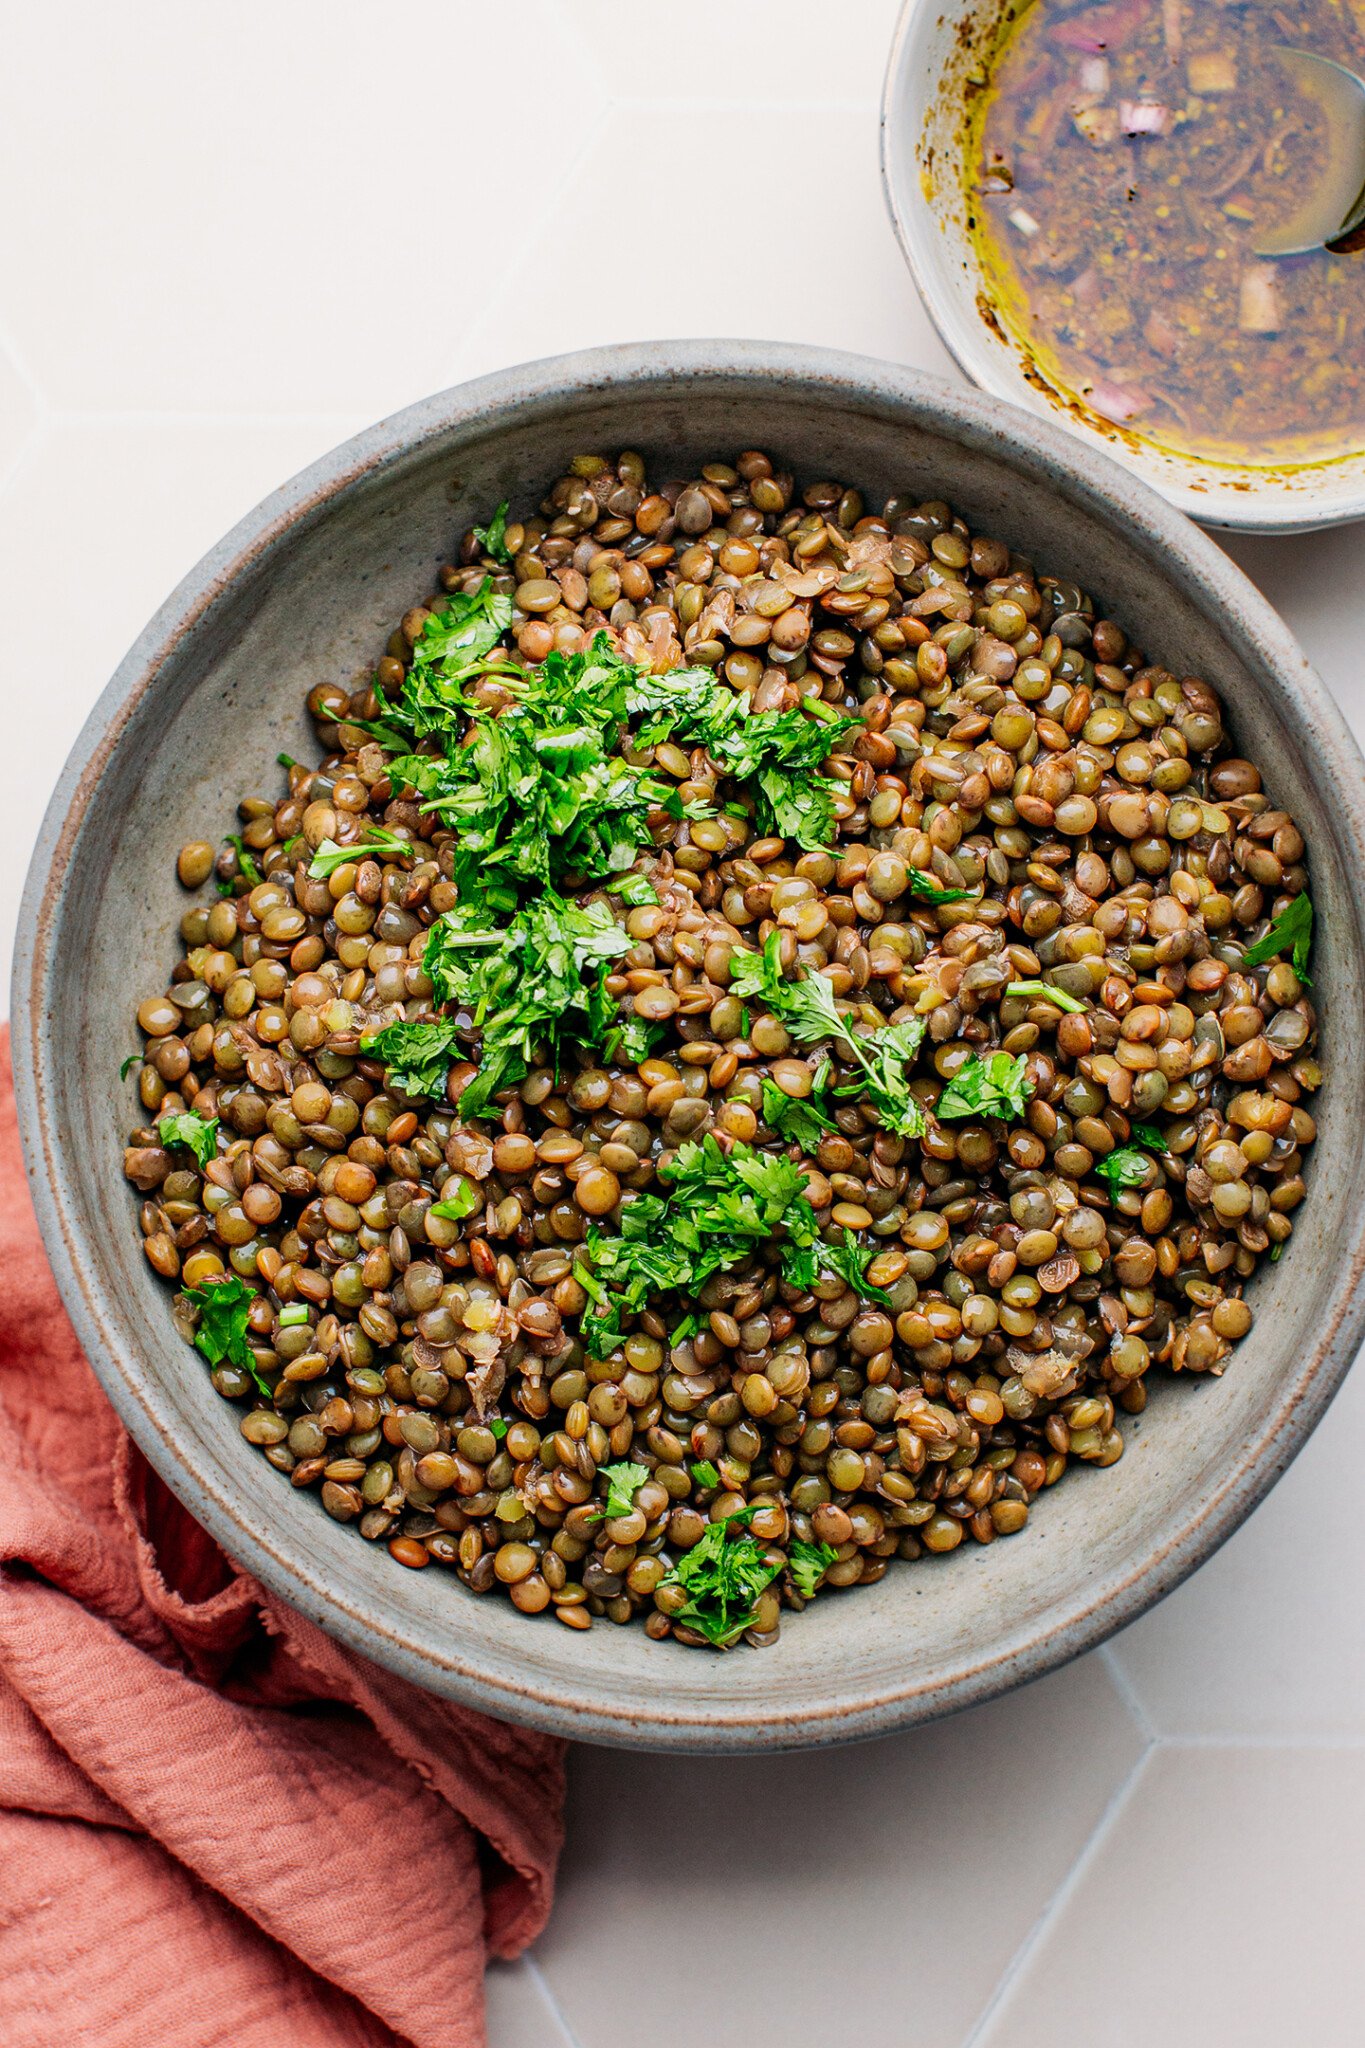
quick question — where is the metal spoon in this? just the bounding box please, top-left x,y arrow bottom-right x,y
1253,46 -> 1365,257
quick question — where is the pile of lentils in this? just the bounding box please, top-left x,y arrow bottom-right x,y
123,447 -> 1320,1649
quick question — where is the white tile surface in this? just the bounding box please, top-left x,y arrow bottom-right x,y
486,1958 -> 577,2048
536,1657 -> 1145,2048
976,1746 -> 1365,2048
2,6 -> 1363,2043
0,413 -> 361,991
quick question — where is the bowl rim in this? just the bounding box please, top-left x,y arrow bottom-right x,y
12,337 -> 1365,1751
878,0 -> 1365,536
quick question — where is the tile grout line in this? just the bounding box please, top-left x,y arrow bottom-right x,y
957,1738 -> 1157,2048
1168,1730 -> 1365,1751
1098,1641 -> 1158,1743
524,1955 -> 589,2048
447,97 -> 617,368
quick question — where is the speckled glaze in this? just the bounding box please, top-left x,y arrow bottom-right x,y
12,341 -> 1365,1753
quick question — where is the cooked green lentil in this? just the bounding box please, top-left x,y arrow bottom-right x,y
123,447 -> 1320,1650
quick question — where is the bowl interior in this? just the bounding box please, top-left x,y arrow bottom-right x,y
17,347 -> 1365,1749
881,0 -> 1365,532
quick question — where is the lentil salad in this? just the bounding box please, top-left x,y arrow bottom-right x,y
122,447 -> 1320,1651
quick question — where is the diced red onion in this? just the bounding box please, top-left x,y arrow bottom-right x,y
1119,99 -> 1171,135
1008,206 -> 1041,238
1052,0 -> 1153,53
1077,55 -> 1110,94
1087,380 -> 1151,422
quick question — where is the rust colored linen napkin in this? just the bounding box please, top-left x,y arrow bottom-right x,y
0,1025 -> 564,2048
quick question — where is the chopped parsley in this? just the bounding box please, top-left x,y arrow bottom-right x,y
732,933 -> 927,1137
120,1053 -> 142,1080
184,1273 -> 268,1395
604,869 -> 661,907
813,1229 -> 892,1306
430,1177 -> 480,1222
908,869 -> 974,905
761,1072 -> 837,1150
789,1538 -> 839,1599
158,1110 -> 220,1170
276,751 -> 300,770
690,1460 -> 720,1489
660,1506 -> 780,1648
935,1050 -> 1033,1122
602,1014 -> 666,1067
277,1302 -> 311,1328
1095,1123 -> 1169,1194
1004,979 -> 1088,1014
359,1016 -> 467,1098
424,892 -> 631,1118
225,836 -> 262,887
576,1135 -> 885,1356
307,826 -> 414,878
489,1416 -> 510,1438
471,499 -> 512,566
593,1462 -> 651,1521
1242,891 -> 1313,984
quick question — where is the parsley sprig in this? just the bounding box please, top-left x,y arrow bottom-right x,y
184,1273 -> 269,1396
661,1506 -> 781,1648
730,934 -> 927,1137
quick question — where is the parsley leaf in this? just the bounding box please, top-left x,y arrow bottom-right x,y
184,1273 -> 268,1394
593,1462 -> 651,1521
936,1050 -> 1033,1122
661,1506 -> 780,1647
1095,1124 -> 1168,1194
430,1176 -> 480,1222
605,870 -> 660,907
690,1460 -> 720,1489
490,1416 -> 510,1438
1242,892 -> 1313,984
1004,979 -> 1088,1014
603,1013 -> 666,1066
307,826 -> 414,878
360,1016 -> 467,1098
158,1111 -> 220,1170
908,869 -> 974,905
120,1053 -> 142,1080
762,1074 -> 837,1150
815,1229 -> 892,1305
707,705 -> 859,852
789,1537 -> 839,1599
471,499 -> 512,566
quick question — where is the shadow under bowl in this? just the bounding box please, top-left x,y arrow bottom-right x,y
13,340 -> 1365,1750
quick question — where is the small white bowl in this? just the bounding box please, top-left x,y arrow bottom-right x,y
881,0 -> 1365,532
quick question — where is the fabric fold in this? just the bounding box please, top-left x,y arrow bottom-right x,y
0,1027 -> 564,2048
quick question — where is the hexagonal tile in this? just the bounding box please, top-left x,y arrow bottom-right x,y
0,413 -> 361,992
531,1652 -> 1146,2048
565,0 -> 902,108
1108,1359 -> 1365,1741
455,102 -> 954,387
0,3 -> 603,414
975,1744 -> 1365,2047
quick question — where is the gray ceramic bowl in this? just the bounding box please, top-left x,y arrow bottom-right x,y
13,341 -> 1365,1753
